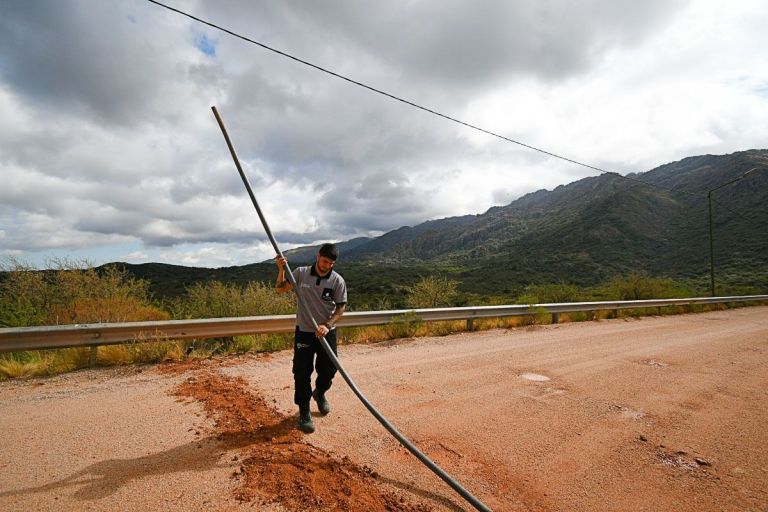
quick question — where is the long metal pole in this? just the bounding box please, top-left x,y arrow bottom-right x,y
211,106 -> 492,512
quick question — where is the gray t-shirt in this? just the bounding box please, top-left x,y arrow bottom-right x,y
292,265 -> 347,332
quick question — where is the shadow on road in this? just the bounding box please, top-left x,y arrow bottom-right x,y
0,429 -> 265,501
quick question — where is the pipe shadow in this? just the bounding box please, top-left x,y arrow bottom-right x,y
377,475 -> 467,512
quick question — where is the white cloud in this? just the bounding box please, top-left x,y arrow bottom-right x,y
123,250 -> 149,262
1,0 -> 766,268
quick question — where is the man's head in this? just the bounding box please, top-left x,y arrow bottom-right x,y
318,243 -> 339,261
315,243 -> 338,275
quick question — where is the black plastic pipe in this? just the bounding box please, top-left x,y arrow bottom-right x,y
211,106 -> 492,512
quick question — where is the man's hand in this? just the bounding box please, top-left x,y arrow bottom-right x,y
275,256 -> 291,292
316,305 -> 344,338
315,323 -> 330,339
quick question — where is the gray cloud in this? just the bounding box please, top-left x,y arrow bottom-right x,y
2,2 -> 169,124
278,0 -> 680,89
1,0 -> 765,267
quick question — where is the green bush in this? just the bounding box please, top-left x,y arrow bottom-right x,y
518,306 -> 550,326
385,311 -> 423,339
405,276 -> 459,308
229,334 -> 292,354
607,271 -> 690,300
519,283 -> 582,304
567,311 -> 589,322
168,280 -> 296,356
0,258 -> 167,328
173,280 -> 295,318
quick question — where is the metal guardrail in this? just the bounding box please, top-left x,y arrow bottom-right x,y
1,295 -> 766,353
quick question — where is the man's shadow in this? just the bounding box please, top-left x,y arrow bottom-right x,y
2,417 -> 470,511
0,418 -> 294,501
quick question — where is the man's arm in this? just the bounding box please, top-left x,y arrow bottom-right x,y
275,256 -> 292,294
325,303 -> 346,330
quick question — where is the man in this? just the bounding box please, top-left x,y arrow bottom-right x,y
275,243 -> 347,433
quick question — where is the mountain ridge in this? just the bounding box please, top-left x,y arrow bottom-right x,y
109,149 -> 767,300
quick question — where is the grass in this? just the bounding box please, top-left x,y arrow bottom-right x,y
1,260 -> 765,381
0,357 -> 49,379
0,349 -> 89,379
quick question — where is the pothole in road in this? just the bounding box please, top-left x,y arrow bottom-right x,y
640,359 -> 669,368
657,448 -> 711,471
520,373 -> 550,382
620,407 -> 645,419
610,404 -> 646,419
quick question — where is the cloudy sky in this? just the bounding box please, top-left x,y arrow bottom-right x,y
1,0 -> 766,268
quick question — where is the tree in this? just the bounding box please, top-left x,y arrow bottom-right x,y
405,276 -> 459,308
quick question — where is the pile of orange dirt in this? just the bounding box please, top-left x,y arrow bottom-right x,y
173,369 -> 432,511
158,353 -> 270,376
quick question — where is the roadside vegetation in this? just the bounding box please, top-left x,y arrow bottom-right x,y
0,259 -> 763,380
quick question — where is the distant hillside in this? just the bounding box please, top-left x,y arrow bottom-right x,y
335,149 -> 768,291
108,261 -> 277,300
109,149 -> 767,302
281,237 -> 374,264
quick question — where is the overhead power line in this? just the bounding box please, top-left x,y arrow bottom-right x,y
146,0 -> 612,175
146,0 -> 766,216
710,196 -> 767,230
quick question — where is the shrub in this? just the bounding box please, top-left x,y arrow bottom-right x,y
0,258 -> 167,327
98,340 -> 183,366
566,311 -> 589,322
0,258 -> 50,327
405,276 -> 459,308
426,320 -> 464,337
385,311 -> 423,339
518,306 -> 550,326
174,280 -> 295,318
227,334 -> 292,354
608,271 -> 689,300
168,280 -> 296,356
519,283 -> 582,304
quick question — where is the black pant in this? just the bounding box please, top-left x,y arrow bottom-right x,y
292,328 -> 338,407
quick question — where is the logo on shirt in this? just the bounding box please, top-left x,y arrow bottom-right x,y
321,288 -> 334,301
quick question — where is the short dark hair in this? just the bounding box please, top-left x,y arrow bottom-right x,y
318,243 -> 339,261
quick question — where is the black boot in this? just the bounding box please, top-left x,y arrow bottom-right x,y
312,389 -> 331,415
297,405 -> 315,433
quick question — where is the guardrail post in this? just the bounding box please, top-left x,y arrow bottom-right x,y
551,313 -> 559,324
466,318 -> 474,331
89,345 -> 98,367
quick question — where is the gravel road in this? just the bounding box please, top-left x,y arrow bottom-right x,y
1,306 -> 767,511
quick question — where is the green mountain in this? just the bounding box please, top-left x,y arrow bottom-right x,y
110,149 -> 767,302
334,149 -> 768,293
282,236 -> 375,264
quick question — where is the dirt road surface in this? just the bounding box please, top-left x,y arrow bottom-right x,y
1,306 -> 767,511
